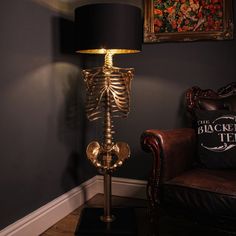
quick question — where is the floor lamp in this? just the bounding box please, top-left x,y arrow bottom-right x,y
74,3 -> 142,235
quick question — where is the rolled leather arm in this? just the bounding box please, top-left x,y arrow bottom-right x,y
141,128 -> 196,182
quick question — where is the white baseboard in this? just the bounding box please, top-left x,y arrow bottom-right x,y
96,175 -> 147,199
0,176 -> 147,236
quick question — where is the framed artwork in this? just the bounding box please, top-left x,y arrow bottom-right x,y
144,0 -> 234,43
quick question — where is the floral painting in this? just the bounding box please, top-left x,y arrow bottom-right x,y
144,0 -> 233,42
154,0 -> 223,33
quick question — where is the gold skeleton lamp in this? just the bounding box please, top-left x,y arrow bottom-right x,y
74,3 -> 142,234
84,55 -> 133,172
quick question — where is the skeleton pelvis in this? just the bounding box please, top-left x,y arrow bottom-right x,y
86,141 -> 130,171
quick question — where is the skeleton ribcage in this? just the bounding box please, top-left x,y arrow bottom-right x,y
83,67 -> 134,121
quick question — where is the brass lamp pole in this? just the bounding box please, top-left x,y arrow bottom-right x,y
74,3 -> 142,234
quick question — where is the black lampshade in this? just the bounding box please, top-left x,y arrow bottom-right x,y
74,3 -> 142,54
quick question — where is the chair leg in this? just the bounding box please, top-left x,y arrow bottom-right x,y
147,179 -> 161,235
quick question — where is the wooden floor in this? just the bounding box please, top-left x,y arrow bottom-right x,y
40,194 -> 149,236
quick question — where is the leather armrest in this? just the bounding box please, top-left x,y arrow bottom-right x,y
141,128 -> 196,182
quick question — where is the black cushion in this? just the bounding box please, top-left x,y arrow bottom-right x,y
195,110 -> 236,169
163,168 -> 236,217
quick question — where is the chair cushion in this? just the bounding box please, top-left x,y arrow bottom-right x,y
195,110 -> 236,169
163,168 -> 236,217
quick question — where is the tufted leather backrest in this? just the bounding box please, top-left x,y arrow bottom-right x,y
198,94 -> 236,111
186,82 -> 236,113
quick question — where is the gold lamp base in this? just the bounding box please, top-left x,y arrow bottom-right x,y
82,51 -> 134,222
100,214 -> 116,223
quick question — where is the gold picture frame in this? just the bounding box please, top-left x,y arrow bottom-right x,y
144,0 -> 234,43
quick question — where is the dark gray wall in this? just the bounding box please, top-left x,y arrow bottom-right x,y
0,0 -> 96,230
0,0 -> 235,231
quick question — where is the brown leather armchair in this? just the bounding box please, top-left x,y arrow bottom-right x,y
141,83 -> 236,232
